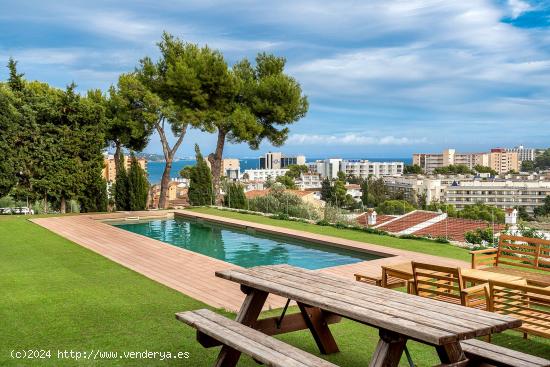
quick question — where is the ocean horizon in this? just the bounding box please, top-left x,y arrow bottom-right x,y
147,157 -> 412,184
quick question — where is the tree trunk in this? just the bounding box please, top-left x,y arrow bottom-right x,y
114,142 -> 122,176
158,156 -> 172,209
208,129 -> 227,205
60,196 -> 66,214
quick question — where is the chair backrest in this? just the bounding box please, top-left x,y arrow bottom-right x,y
412,262 -> 464,303
497,235 -> 550,271
488,279 -> 550,338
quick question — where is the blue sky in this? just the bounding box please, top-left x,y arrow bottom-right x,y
1,0 -> 549,159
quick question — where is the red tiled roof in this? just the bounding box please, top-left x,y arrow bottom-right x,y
376,211 -> 440,233
345,184 -> 361,189
412,217 -> 506,242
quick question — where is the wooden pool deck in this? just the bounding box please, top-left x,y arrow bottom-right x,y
31,210 -> 469,312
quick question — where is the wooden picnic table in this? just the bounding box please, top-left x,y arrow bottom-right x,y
381,261 -> 525,289
215,264 -> 521,367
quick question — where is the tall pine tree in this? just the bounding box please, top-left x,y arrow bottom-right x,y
188,144 -> 213,206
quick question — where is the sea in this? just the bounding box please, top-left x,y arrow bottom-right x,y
147,157 -> 412,184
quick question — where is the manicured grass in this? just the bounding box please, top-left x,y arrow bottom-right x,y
187,207 -> 472,262
1,215 -> 549,366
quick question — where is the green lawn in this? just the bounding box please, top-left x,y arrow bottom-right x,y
1,215 -> 549,366
187,207 -> 472,262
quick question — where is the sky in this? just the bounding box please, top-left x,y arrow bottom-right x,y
1,0 -> 549,159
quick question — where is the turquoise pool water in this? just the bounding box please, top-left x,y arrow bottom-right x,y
112,217 -> 381,269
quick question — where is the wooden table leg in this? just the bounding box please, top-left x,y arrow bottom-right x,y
297,302 -> 339,354
369,329 -> 407,367
382,269 -> 388,288
436,342 -> 467,364
214,288 -> 268,367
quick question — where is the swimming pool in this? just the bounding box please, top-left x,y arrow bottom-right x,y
112,217 -> 381,269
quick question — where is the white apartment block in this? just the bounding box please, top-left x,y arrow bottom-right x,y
506,145 -> 536,162
259,152 -> 306,169
243,168 -> 289,181
296,173 -> 323,190
382,175 -> 474,204
445,179 -> 550,214
312,159 -> 404,179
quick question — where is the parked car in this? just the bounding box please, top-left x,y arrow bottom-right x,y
12,207 -> 34,215
0,207 -> 12,215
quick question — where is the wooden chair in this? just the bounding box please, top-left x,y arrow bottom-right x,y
487,279 -> 550,339
411,262 -> 487,308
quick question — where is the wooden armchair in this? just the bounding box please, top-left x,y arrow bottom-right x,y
411,262 -> 487,309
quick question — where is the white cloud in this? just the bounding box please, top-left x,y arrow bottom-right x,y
287,133 -> 427,146
507,0 -> 532,19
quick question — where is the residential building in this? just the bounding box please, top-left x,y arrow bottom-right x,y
259,152 -> 306,169
488,148 -> 519,174
413,148 -> 519,174
296,173 -> 323,190
206,158 -> 240,180
345,184 -> 362,202
102,154 -> 147,183
311,159 -> 404,179
243,168 -> 289,181
382,174 -> 472,204
506,145 -> 536,162
445,179 -> 550,214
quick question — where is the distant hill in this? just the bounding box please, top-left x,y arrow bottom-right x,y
134,153 -> 166,162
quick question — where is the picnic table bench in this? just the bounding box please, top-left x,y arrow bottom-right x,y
211,265 -> 521,366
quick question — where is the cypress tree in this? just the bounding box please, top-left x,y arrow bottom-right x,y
114,153 -> 129,210
224,182 -> 246,209
188,144 -> 213,206
320,178 -> 332,202
128,154 -> 149,210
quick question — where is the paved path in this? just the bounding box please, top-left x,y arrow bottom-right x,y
31,210 -> 469,312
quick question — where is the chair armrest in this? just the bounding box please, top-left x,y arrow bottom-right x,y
461,283 -> 489,296
469,248 -> 497,255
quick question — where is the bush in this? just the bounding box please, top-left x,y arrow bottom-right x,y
464,227 -> 495,245
376,200 -> 415,215
316,219 -> 330,226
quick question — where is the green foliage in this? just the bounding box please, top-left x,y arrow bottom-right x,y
376,200 -> 415,215
127,154 -> 149,211
521,160 -> 535,172
80,176 -> 108,213
365,176 -> 388,207
515,206 -> 532,221
114,154 -> 129,211
433,164 -> 473,175
188,145 -> 214,206
533,195 -> 550,218
458,202 -> 505,223
179,166 -> 193,179
330,177 -> 347,207
515,224 -> 545,239
223,182 -> 246,209
464,227 -> 495,245
248,186 -> 320,220
426,201 -> 457,216
275,174 -> 297,189
320,178 -> 332,202
534,149 -> 550,170
474,165 -> 497,175
0,84 -> 19,197
403,164 -> 422,174
285,164 -> 308,179
360,179 -> 369,206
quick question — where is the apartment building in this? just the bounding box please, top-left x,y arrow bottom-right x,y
259,152 -> 306,169
506,145 -> 536,162
206,158 -> 240,180
413,148 -> 519,174
296,173 -> 323,190
243,168 -> 289,181
445,179 -> 550,214
312,159 -> 404,179
102,154 -> 147,182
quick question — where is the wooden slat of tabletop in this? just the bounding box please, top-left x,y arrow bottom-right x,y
276,265 -> 520,324
273,265 -> 518,326
217,269 -> 458,345
246,267 -> 496,337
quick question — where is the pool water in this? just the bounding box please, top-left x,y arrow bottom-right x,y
112,217 -> 381,269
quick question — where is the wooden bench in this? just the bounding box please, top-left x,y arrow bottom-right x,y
354,273 -> 407,288
470,234 -> 550,287
176,308 -> 338,367
460,339 -> 550,367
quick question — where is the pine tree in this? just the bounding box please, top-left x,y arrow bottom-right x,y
7,58 -> 24,92
114,154 -> 129,210
188,144 -> 213,206
128,154 -> 149,210
361,179 -> 369,206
